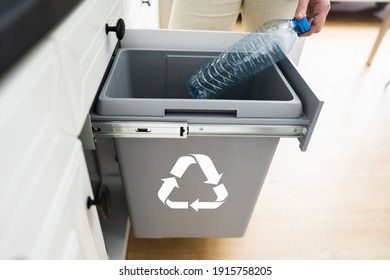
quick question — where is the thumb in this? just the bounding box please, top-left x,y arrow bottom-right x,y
295,0 -> 309,19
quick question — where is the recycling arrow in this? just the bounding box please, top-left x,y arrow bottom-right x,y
166,199 -> 188,209
158,177 -> 189,209
157,154 -> 229,211
191,154 -> 223,185
158,177 -> 179,203
170,155 -> 196,178
190,184 -> 228,211
190,199 -> 224,212
213,184 -> 228,202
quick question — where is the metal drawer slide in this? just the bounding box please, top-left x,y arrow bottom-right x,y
90,121 -> 307,139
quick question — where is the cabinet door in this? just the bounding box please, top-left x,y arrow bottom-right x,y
0,41 -> 77,221
52,0 -> 124,134
0,1 -> 111,259
0,135 -> 106,259
45,139 -> 107,259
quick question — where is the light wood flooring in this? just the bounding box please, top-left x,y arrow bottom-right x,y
126,3 -> 390,260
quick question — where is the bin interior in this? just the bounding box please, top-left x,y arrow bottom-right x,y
98,48 -> 302,118
105,49 -> 295,101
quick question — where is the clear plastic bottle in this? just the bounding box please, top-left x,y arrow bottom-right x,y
187,17 -> 311,99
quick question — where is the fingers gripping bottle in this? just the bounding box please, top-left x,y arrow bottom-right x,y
187,17 -> 311,99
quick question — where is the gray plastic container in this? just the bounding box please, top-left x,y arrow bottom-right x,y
97,49 -> 302,118
115,136 -> 278,238
90,47 -> 322,238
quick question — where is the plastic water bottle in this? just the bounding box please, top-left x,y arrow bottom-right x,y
187,17 -> 311,99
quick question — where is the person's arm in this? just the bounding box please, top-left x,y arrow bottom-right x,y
295,0 -> 331,36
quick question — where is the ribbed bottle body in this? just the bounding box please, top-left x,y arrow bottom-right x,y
187,18 -> 303,99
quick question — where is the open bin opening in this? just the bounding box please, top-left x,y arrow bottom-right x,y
97,48 -> 303,118
106,49 -> 295,101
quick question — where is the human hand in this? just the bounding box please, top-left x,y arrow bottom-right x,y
295,0 -> 331,36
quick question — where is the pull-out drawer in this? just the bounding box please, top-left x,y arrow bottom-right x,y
92,28 -> 323,151
84,28 -> 323,238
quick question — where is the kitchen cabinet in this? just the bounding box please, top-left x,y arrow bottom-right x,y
0,0 -> 126,259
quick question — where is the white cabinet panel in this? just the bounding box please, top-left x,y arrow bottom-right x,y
42,139 -> 106,259
0,41 -> 77,201
52,0 -> 123,134
0,135 -> 106,259
0,0 -> 117,260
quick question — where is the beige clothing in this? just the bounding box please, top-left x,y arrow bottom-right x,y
168,0 -> 298,32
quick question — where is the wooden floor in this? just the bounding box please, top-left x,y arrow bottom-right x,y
126,4 -> 390,260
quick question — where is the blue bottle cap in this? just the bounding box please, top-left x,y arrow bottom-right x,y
291,17 -> 311,34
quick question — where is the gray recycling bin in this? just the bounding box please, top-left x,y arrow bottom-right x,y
90,47 -> 322,238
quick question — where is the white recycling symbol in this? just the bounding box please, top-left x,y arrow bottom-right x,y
158,154 -> 228,211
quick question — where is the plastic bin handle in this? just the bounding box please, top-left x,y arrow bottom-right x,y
165,109 -> 238,117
